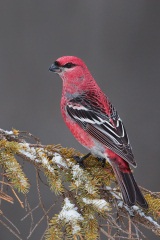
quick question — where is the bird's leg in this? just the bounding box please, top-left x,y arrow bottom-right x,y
73,152 -> 91,168
97,157 -> 106,167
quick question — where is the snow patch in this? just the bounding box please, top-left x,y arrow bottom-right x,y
52,153 -> 68,168
71,164 -> 97,194
132,205 -> 160,227
58,198 -> 83,234
5,130 -> 13,135
19,143 -> 55,173
82,197 -> 110,211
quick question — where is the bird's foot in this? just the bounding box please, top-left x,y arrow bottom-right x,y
73,152 -> 91,168
97,157 -> 106,167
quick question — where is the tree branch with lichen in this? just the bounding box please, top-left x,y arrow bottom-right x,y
0,128 -> 160,240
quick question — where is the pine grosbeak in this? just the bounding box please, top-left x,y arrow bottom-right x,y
49,56 -> 148,209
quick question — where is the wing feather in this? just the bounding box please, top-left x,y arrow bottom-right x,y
66,95 -> 136,167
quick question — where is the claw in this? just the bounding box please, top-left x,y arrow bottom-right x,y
73,153 -> 91,168
97,157 -> 106,167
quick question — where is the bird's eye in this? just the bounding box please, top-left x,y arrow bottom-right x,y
54,61 -> 60,66
63,62 -> 75,68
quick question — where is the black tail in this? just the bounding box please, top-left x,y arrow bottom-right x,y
112,165 -> 148,209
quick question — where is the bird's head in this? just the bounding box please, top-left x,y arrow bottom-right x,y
49,56 -> 86,75
49,56 -> 89,81
49,56 -> 97,94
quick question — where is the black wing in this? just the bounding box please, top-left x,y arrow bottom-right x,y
66,94 -> 136,167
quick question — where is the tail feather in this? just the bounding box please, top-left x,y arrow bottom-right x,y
129,173 -> 148,209
113,166 -> 136,206
112,165 -> 148,209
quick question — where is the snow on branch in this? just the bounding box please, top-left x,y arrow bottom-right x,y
0,128 -> 160,239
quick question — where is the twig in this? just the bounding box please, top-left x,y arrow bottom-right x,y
27,203 -> 56,239
0,172 -> 5,205
40,227 -> 48,240
11,188 -> 24,208
100,227 -> 115,240
0,180 -> 24,207
21,203 -> 40,221
0,220 -> 22,240
2,213 -> 21,234
132,221 -> 146,239
128,215 -> 132,239
36,169 -> 49,225
0,190 -> 13,203
19,131 -> 41,144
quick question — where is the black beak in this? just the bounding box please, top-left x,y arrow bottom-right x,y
49,64 -> 61,73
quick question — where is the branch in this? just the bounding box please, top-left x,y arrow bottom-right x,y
0,128 -> 160,240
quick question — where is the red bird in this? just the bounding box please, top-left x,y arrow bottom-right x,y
49,56 -> 148,208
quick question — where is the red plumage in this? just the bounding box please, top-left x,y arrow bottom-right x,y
49,56 -> 148,208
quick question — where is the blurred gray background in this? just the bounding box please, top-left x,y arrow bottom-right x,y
0,1 -> 160,239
